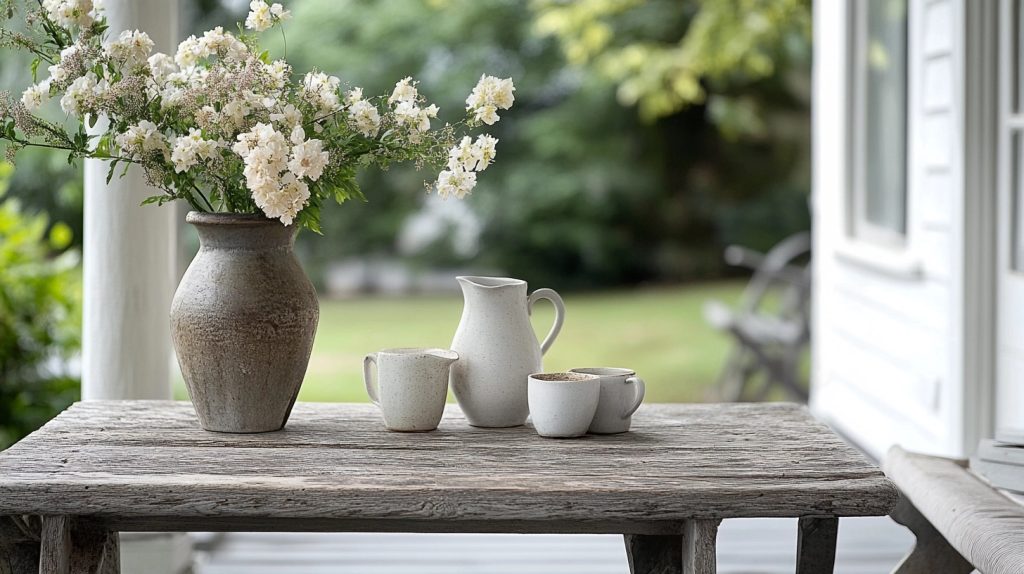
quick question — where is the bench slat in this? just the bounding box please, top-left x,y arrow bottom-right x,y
885,446 -> 1024,574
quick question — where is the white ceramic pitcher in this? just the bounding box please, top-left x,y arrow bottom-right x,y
450,276 -> 565,427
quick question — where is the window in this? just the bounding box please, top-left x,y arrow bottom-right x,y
1008,1 -> 1024,271
850,0 -> 909,244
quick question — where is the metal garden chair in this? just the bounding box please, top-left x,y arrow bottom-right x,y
703,231 -> 812,402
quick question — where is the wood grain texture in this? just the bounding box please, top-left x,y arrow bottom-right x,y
885,446 -> 1024,574
683,519 -> 719,574
39,516 -> 71,574
0,402 -> 895,534
795,516 -> 837,574
624,534 -> 681,574
889,497 -> 972,574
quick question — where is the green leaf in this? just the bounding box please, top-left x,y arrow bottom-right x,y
30,59 -> 40,83
105,160 -> 118,185
48,222 -> 73,250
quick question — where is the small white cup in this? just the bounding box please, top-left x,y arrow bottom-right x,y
570,367 -> 645,434
527,372 -> 601,438
363,348 -> 459,432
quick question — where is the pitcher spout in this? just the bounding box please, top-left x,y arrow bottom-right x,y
425,348 -> 459,365
456,276 -> 527,290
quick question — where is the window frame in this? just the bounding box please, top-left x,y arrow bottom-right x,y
847,0 -> 911,248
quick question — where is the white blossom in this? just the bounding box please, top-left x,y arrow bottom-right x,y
347,100 -> 380,137
435,168 -> 477,200
171,128 -> 219,173
232,123 -> 307,224
105,30 -> 153,67
174,35 -> 203,69
221,99 -> 250,129
42,0 -> 94,28
197,26 -> 248,62
245,0 -> 274,32
388,77 -> 418,104
345,87 -> 363,105
115,120 -> 165,159
47,45 -> 82,86
20,82 -> 50,112
447,136 -> 481,172
300,71 -> 341,114
59,72 -> 98,116
270,3 -> 291,20
264,60 -> 290,90
47,63 -> 69,85
466,75 -> 515,125
270,103 -> 303,129
260,173 -> 308,226
393,101 -> 438,133
288,127 -> 329,181
445,134 -> 498,173
147,53 -> 178,83
473,134 -> 498,171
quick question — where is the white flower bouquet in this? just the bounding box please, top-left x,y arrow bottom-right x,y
0,0 -> 515,229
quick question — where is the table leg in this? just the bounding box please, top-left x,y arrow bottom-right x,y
795,516 -> 838,574
684,520 -> 720,574
37,517 -> 119,574
624,520 -> 720,574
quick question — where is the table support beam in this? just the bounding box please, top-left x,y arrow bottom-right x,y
9,516 -> 119,574
795,516 -> 838,574
624,519 -> 720,574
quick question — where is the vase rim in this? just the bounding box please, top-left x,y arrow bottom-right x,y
186,211 -> 282,227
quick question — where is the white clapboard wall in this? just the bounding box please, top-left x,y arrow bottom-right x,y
811,0 -> 994,459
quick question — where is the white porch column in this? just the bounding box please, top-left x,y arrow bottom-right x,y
82,0 -> 180,400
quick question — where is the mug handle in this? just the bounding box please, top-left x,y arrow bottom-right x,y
527,288 -> 565,355
363,353 -> 380,406
622,376 -> 646,419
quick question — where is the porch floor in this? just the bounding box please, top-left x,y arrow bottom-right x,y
191,516 -> 913,573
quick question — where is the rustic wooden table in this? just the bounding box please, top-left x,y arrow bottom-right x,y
0,401 -> 897,574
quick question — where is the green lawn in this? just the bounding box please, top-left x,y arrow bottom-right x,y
174,281 -> 744,403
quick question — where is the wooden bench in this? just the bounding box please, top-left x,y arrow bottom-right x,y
0,401 -> 897,573
885,446 -> 1024,574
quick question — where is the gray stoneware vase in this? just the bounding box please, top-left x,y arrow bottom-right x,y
171,211 -> 319,433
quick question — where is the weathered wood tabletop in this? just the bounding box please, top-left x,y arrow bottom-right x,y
0,401 -> 897,574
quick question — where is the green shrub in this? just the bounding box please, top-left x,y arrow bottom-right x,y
0,161 -> 81,449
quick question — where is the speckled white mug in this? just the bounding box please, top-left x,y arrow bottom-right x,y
570,367 -> 645,434
363,348 -> 459,432
527,372 -> 601,438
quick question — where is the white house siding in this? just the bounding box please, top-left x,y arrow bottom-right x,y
811,0 -> 977,459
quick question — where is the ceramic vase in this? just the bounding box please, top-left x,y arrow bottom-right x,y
171,212 -> 319,433
450,276 -> 565,427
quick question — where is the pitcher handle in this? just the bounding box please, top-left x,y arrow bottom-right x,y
527,288 -> 565,355
363,353 -> 380,405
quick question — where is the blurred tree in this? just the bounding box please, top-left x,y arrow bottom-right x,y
269,0 -> 810,288
531,0 -> 811,125
0,162 -> 81,449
